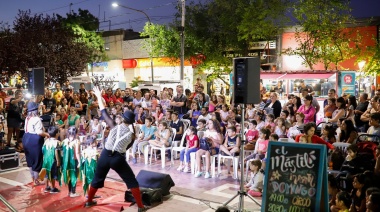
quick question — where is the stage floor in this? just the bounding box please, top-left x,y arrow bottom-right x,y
0,154 -> 262,212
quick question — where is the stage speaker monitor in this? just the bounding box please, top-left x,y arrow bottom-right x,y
28,67 -> 45,95
233,57 -> 261,104
136,170 -> 175,196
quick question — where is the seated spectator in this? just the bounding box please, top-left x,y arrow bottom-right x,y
367,113 -> 380,136
278,110 -> 292,129
297,95 -> 316,124
163,110 -> 173,123
153,105 -> 164,124
149,121 -> 171,148
131,117 -> 156,164
327,97 -> 346,125
339,119 -> 358,144
269,133 -> 279,141
197,107 -> 212,125
244,160 -> 264,197
264,114 -> 276,133
219,126 -> 240,156
220,104 -> 229,125
244,128 -> 270,161
274,117 -> 286,138
349,174 -> 368,212
366,190 -> 380,212
361,96 -> 379,124
170,111 -> 184,141
324,97 -> 337,118
187,101 -> 200,127
177,126 -> 199,172
254,111 -> 265,131
320,124 -> 337,144
135,107 -> 146,124
244,120 -> 259,150
295,122 -> 334,149
340,144 -> 366,175
334,191 -> 351,212
194,119 -> 223,179
197,119 -> 207,132
328,174 -> 340,209
88,116 -> 101,138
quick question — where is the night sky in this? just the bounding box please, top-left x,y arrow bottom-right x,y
0,0 -> 380,32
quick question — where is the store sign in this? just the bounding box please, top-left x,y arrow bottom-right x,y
338,71 -> 356,96
250,40 -> 276,50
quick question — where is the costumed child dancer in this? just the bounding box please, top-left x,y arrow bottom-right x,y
62,126 -> 81,197
40,126 -> 62,193
81,136 -> 99,196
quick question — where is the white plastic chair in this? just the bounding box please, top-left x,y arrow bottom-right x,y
171,132 -> 187,164
217,154 -> 239,179
333,142 -> 350,155
147,128 -> 176,168
190,152 -> 217,177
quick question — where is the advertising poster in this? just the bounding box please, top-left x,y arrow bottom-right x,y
338,71 -> 356,97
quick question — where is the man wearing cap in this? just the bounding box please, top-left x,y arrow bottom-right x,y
22,102 -> 50,186
85,86 -> 146,211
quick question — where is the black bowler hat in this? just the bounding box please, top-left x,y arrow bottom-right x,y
122,110 -> 135,124
27,102 -> 39,112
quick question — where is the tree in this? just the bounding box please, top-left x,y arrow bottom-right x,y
283,0 -> 358,70
57,9 -> 107,64
0,10 -> 92,84
141,0 -> 290,83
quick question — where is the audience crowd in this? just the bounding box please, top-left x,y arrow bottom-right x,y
2,79 -> 380,211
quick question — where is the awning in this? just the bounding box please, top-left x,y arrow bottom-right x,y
260,72 -> 336,80
260,73 -> 285,79
278,73 -> 335,79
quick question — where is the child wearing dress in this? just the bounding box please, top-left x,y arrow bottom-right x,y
245,160 -> 264,197
81,137 -> 99,196
41,126 -> 61,194
62,126 -> 81,197
177,126 -> 199,172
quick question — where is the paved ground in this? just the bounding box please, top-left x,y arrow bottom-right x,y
0,151 -> 262,211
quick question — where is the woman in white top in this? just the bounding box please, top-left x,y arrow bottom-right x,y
328,97 -> 346,125
22,102 -> 50,186
194,119 -> 223,179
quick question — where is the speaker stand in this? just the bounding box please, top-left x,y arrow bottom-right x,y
222,104 -> 261,211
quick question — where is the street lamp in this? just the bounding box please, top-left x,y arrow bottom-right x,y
112,3 -> 154,83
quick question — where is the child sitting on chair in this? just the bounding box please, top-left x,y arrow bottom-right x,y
244,159 -> 264,197
244,128 -> 270,162
177,126 -> 199,172
220,126 -> 241,156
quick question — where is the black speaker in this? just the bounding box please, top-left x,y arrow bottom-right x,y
233,57 -> 261,104
136,170 -> 175,196
28,68 -> 45,95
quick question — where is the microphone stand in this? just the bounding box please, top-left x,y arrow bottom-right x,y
222,104 -> 261,211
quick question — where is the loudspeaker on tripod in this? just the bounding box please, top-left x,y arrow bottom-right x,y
28,68 -> 45,95
233,57 -> 261,104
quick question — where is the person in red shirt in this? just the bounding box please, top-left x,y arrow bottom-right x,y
102,88 -> 116,106
295,122 -> 334,150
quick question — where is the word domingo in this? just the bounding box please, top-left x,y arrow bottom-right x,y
272,181 -> 316,197
271,146 -> 316,173
292,196 -> 311,207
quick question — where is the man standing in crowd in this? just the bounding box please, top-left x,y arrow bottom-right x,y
323,89 -> 336,108
123,88 -> 134,109
170,85 -> 187,119
53,83 -> 63,105
64,88 -> 74,107
354,93 -> 369,132
62,79 -> 74,91
42,90 -> 56,115
195,84 -> 210,103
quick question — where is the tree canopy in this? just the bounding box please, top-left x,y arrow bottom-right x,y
0,9 -> 105,84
